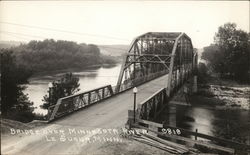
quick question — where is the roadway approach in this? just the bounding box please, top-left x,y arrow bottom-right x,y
1,74 -> 169,155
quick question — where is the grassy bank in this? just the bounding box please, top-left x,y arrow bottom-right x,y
1,118 -> 47,135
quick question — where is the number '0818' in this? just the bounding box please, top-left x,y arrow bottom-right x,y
161,128 -> 181,135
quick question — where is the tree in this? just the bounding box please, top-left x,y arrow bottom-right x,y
1,50 -> 34,122
202,23 -> 250,82
202,44 -> 225,74
41,72 -> 80,110
197,62 -> 209,83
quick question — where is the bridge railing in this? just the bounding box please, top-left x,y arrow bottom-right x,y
132,70 -> 168,87
47,85 -> 114,121
115,70 -> 168,93
136,88 -> 167,121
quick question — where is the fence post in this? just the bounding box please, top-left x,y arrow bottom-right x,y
195,129 -> 198,140
88,92 -> 91,104
102,88 -> 105,99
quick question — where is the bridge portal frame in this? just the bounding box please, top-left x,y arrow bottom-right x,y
115,32 -> 197,96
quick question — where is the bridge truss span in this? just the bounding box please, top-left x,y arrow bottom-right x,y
115,32 -> 197,95
167,33 -> 197,96
47,32 -> 197,122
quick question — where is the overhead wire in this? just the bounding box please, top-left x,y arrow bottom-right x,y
0,32 -> 32,41
0,21 -> 130,41
1,21 -> 173,52
0,30 -> 129,52
0,31 -> 46,39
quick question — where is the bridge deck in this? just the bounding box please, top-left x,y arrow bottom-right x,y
56,74 -> 168,128
2,74 -> 169,155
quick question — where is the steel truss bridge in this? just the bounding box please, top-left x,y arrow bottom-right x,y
47,32 -> 198,121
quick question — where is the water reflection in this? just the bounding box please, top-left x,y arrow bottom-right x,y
24,64 -> 121,114
157,103 -> 250,144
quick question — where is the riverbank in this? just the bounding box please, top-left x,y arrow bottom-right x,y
30,63 -> 118,79
187,77 -> 250,145
195,77 -> 250,110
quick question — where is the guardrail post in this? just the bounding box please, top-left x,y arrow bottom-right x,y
108,85 -> 114,96
47,108 -> 52,120
195,129 -> 198,140
148,124 -> 158,136
102,88 -> 105,99
154,98 -> 157,117
127,110 -> 135,128
88,92 -> 91,104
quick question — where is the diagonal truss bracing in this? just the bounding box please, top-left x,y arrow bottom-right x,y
115,32 -> 197,95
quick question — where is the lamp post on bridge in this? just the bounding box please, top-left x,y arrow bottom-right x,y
133,87 -> 138,123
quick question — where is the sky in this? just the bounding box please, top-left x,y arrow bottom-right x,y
0,1 -> 249,48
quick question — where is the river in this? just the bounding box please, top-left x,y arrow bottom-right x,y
24,64 -> 121,114
156,99 -> 250,146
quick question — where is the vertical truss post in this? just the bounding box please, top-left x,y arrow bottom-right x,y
167,33 -> 184,96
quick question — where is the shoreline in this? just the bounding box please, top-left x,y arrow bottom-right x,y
194,80 -> 250,110
30,63 -> 119,79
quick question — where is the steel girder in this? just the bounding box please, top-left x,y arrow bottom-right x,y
115,32 -> 196,94
167,33 -> 195,96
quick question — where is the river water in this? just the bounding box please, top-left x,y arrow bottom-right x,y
156,100 -> 250,145
25,64 -> 250,145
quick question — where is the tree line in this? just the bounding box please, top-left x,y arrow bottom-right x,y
8,39 -> 116,73
200,23 -> 250,83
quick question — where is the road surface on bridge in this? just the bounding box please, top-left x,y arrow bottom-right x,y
2,74 -> 169,155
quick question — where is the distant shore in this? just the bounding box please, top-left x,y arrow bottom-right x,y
31,63 -> 118,78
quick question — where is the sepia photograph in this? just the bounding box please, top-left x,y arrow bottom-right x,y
0,0 -> 249,154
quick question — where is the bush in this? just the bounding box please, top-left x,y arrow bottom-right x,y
41,72 -> 80,110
